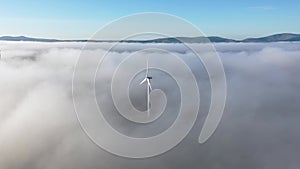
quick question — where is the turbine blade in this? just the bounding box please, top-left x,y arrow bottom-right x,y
139,78 -> 147,85
147,79 -> 152,90
146,56 -> 149,70
146,56 -> 149,76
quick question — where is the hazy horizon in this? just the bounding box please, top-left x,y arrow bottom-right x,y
1,32 -> 300,40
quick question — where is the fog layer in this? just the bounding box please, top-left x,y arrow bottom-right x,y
0,41 -> 300,169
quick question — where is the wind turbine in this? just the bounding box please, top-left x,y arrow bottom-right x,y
139,56 -> 152,116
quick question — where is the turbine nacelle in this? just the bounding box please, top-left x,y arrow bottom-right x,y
139,76 -> 152,91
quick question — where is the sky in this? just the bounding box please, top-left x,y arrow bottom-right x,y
0,0 -> 299,39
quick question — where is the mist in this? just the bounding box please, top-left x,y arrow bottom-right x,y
0,41 -> 300,169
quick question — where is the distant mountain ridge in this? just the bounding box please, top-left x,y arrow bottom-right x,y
0,33 -> 300,43
242,33 -> 300,42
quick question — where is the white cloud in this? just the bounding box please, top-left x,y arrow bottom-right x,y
0,41 -> 300,169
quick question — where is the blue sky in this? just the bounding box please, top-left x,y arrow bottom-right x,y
0,0 -> 299,39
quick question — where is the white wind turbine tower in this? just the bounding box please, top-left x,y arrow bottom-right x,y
139,56 -> 152,116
